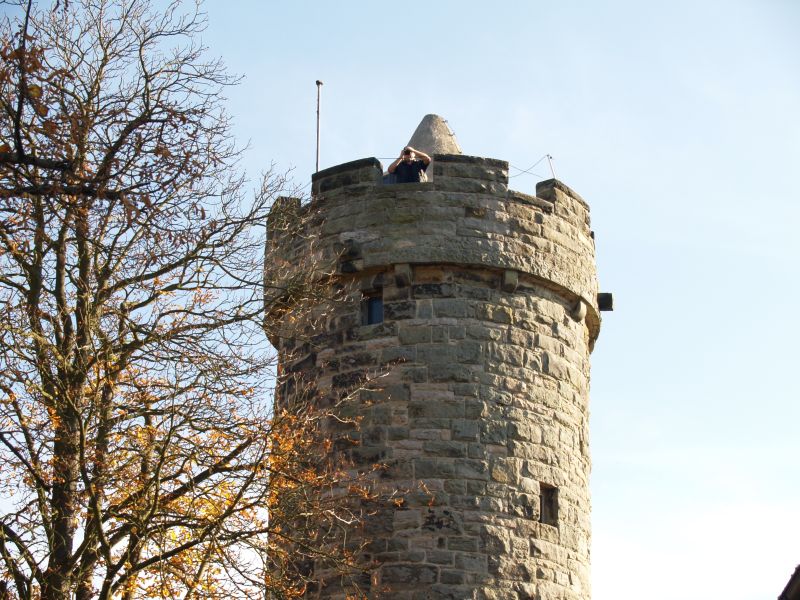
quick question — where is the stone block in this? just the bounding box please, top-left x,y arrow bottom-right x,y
466,324 -> 505,340
409,401 -> 463,419
346,321 -> 396,342
417,343 -> 457,364
431,326 -> 449,343
480,525 -> 511,555
467,443 -> 486,459
451,419 -> 479,441
388,426 -> 410,441
401,366 -> 428,383
448,325 -> 466,339
387,206 -> 424,224
448,536 -> 478,553
429,364 -> 472,383
456,283 -> 493,301
434,162 -> 508,183
414,458 -> 455,479
331,370 -> 366,389
381,345 -> 417,363
464,400 -> 486,419
433,298 -> 468,318
380,565 -> 438,584
412,283 -> 455,298
444,479 -> 467,494
440,570 -> 466,584
382,459 -> 414,479
412,585 -> 472,600
480,420 -> 507,445
424,440 -> 468,458
508,421 -> 542,443
465,206 -> 487,218
422,508 -> 464,534
394,509 -> 421,530
475,303 -> 513,324
362,384 -> 410,403
416,299 -> 434,318
452,382 -> 479,397
490,460 -> 515,484
454,552 -> 488,573
426,549 -> 454,565
410,428 -> 446,441
434,177 -> 506,196
399,325 -> 432,345
457,340 -> 483,364
340,351 -> 377,368
383,300 -> 416,322
409,418 -> 452,430
454,459 -> 489,480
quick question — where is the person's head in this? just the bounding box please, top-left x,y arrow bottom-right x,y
402,147 -> 415,162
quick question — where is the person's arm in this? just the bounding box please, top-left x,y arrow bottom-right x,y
388,148 -> 405,173
408,147 -> 431,165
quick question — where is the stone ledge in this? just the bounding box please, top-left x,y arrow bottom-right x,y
433,153 -> 508,169
312,157 -> 383,181
380,182 -> 431,192
433,162 -> 509,184
507,190 -> 554,213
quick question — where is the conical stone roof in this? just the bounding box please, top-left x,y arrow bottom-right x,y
406,114 -> 462,156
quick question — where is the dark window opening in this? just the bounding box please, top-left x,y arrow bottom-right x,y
361,293 -> 383,325
540,483 -> 559,527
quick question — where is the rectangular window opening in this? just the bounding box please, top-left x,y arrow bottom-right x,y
539,482 -> 559,527
361,292 -> 383,325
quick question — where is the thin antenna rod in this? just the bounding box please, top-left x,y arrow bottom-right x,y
315,80 -> 323,173
546,154 -> 557,180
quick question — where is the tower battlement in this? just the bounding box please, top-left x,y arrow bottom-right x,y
270,153 -> 600,347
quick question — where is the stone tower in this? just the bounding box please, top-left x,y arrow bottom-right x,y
266,116 -> 607,599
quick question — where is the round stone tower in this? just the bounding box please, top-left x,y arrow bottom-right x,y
265,119 -> 604,599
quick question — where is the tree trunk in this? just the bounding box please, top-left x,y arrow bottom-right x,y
42,408 -> 80,600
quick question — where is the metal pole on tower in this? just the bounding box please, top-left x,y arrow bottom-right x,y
316,80 -> 323,173
546,154 -> 557,180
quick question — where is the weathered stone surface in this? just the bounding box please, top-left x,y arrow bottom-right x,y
381,564 -> 439,584
268,150 -> 601,599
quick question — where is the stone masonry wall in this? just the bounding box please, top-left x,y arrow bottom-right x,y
266,154 -> 600,599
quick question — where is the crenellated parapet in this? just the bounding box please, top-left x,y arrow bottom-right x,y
269,154 -> 601,346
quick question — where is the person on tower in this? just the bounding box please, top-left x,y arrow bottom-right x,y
388,146 -> 431,183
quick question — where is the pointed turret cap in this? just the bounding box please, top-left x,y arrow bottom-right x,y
406,114 -> 462,156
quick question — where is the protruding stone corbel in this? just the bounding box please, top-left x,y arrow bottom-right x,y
335,238 -> 361,260
501,270 -> 518,293
394,263 -> 413,287
571,300 -> 587,322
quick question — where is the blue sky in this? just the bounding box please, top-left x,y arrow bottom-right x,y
201,2 -> 800,598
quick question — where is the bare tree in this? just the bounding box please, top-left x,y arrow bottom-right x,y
0,1 -> 379,598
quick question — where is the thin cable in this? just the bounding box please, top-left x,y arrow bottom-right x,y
511,170 -> 550,180
508,154 -> 549,177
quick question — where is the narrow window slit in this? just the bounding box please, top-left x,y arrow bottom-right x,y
540,482 -> 559,527
361,291 -> 383,325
